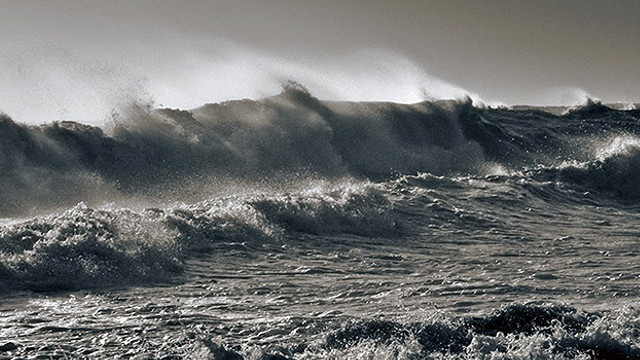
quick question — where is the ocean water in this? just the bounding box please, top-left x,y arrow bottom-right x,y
1,88 -> 640,359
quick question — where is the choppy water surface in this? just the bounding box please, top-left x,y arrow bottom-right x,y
1,91 -> 640,358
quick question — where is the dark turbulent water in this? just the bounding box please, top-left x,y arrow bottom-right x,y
1,88 -> 640,359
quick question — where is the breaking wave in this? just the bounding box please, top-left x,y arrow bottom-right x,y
555,136 -> 640,200
519,135 -> 640,201
2,87 -> 639,216
2,88 -> 640,291
0,86 -> 484,215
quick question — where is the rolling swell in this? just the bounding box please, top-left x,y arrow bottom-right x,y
0,181 -> 397,291
0,203 -> 182,291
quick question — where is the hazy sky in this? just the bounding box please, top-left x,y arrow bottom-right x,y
1,1 -> 638,123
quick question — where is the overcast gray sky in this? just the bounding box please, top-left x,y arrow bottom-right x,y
1,0 -> 638,123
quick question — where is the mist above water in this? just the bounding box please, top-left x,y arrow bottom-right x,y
0,39 -> 478,126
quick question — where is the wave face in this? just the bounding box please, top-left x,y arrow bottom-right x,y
2,90 -> 640,359
2,86 -> 478,215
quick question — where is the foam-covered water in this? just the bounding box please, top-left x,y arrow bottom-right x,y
1,89 -> 640,358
